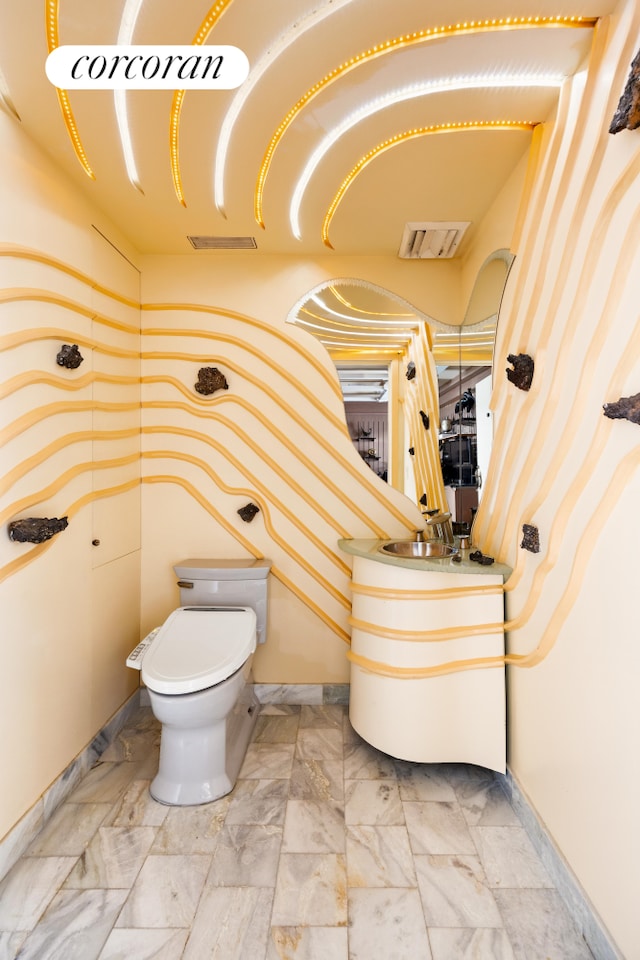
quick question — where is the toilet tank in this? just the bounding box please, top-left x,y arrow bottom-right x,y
173,559 -> 271,644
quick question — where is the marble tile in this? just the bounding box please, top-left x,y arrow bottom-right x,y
299,705 -> 345,729
0,802 -> 43,884
395,764 -> 458,802
182,886 -> 273,959
64,827 -> 157,889
150,800 -> 229,854
15,889 -> 128,960
288,758 -> 344,802
429,927 -> 516,960
343,739 -> 398,780
68,761 -> 137,805
455,780 -> 521,827
344,780 -> 405,826
239,743 -> 295,779
116,855 -> 210,928
105,780 -> 169,828
225,779 -> 289,826
267,926 -> 348,959
295,728 -> 343,761
470,826 -> 553,889
414,854 -> 503,927
207,824 -> 282,887
0,856 -> 76,931
493,888 -> 595,960
403,801 -> 476,855
257,704 -> 301,717
42,755 -> 88,822
254,714 -> 301,743
26,803 -> 112,857
346,826 -> 417,888
281,800 -> 346,853
254,684 -> 322,705
322,684 -> 350,705
0,931 -> 27,960
271,854 -> 347,926
101,727 -> 161,764
348,888 -> 431,960
97,927 -> 189,959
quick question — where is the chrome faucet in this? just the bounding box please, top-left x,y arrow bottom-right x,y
422,510 -> 454,544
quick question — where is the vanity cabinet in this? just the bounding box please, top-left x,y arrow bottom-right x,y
339,541 -> 508,773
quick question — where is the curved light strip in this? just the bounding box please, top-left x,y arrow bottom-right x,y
322,120 -> 536,248
114,0 -> 146,193
290,75 -> 561,240
169,0 -> 236,207
45,0 -> 95,179
329,286 -> 413,318
256,16 -> 596,227
295,318 -> 412,340
308,295 -> 420,327
213,0 -> 352,216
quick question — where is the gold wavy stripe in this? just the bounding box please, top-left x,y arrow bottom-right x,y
0,289 -> 140,335
142,449 -> 350,607
351,582 -> 504,601
255,16 -> 597,226
0,479 -> 139,584
144,398 -> 392,537
0,429 -> 139,497
45,0 -> 95,179
0,454 -> 139,526
329,286 -> 412,318
0,370 -> 139,401
348,649 -> 507,679
142,426 -> 351,572
0,329 -> 139,360
142,474 -> 349,643
0,246 -> 140,309
349,615 -> 505,643
1,401 -> 139,446
141,311 -> 343,402
323,122 -> 535,248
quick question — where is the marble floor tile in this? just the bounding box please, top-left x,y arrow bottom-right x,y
15,888 -> 128,960
454,780 -> 521,827
428,927 -> 516,960
182,886 -> 273,959
254,714 -> 301,744
295,728 -> 343,761
346,825 -> 417,888
282,800 -> 346,853
64,826 -> 157,889
271,853 -> 347,926
224,778 -> 289,826
395,764 -> 457,802
97,927 -> 189,960
239,743 -> 296,779
414,854 -> 503,928
470,826 -> 553,889
267,925 -> 348,959
299,705 -> 345,729
68,761 -> 137,805
206,824 -> 282,887
0,856 -> 76,931
493,888 -> 595,960
116,855 -> 210,928
403,801 -> 476,855
288,758 -> 344,802
150,800 -> 229,854
344,780 -> 404,826
348,888 -> 431,960
25,802 -> 112,857
343,739 -> 398,780
105,780 -> 170,828
0,931 -> 27,960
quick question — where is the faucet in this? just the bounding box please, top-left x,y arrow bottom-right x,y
422,510 -> 454,544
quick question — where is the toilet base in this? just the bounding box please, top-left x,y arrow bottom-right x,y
148,667 -> 260,806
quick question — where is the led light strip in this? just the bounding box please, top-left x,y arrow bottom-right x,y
169,0 -> 236,206
322,121 -> 536,248
255,16 -> 596,227
45,0 -> 95,179
329,285 -> 414,318
114,0 -> 146,192
305,296 -> 420,327
290,75 -> 561,240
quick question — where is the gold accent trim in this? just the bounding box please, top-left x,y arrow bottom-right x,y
0,329 -> 139,360
255,17 -> 597,226
323,122 -> 535,248
0,371 -> 139,401
349,615 -> 505,643
348,649 -> 505,680
45,0 -> 95,180
0,288 -> 139,334
351,582 -> 504,601
1,401 -> 139,446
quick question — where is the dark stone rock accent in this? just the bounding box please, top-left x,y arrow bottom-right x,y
8,516 -> 69,543
603,392 -> 640,424
56,344 -> 84,369
408,447 -> 415,456
506,353 -> 534,391
419,410 -> 430,430
406,362 -> 416,380
237,502 -> 260,522
610,49 -> 640,133
521,524 -> 540,553
469,549 -> 495,566
195,366 -> 229,396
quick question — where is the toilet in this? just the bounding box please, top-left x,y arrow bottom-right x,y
128,558 -> 271,806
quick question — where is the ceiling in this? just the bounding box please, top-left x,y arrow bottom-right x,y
0,1 -> 612,261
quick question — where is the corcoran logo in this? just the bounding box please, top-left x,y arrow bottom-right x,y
45,45 -> 249,90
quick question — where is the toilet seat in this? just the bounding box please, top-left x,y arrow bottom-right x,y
141,606 -> 257,695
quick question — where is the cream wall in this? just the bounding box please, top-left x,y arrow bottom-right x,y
0,112 -> 142,842
473,4 -> 640,955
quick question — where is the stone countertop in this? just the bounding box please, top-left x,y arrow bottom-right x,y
338,538 -> 512,581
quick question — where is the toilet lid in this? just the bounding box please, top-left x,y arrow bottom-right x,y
141,606 -> 257,695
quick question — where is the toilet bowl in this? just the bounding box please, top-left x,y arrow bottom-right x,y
128,558 -> 271,806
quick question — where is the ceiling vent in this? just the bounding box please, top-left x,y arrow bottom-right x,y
187,235 -> 258,250
398,221 -> 471,260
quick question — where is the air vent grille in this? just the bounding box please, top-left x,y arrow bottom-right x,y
398,221 -> 471,260
188,235 -> 258,250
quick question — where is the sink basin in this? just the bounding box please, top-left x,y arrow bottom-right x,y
379,540 -> 458,559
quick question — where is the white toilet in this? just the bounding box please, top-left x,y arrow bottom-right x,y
128,558 -> 271,806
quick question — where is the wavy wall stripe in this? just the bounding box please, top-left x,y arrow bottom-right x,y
347,649 -> 506,681
351,582 -> 504,601
0,329 -> 139,360
0,371 -> 140,401
0,290 -> 140,335
349,615 -> 505,644
1,401 -> 140,447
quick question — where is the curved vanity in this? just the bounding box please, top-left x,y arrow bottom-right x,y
338,538 -> 511,774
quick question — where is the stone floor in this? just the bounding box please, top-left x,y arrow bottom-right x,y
0,704 -> 595,959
